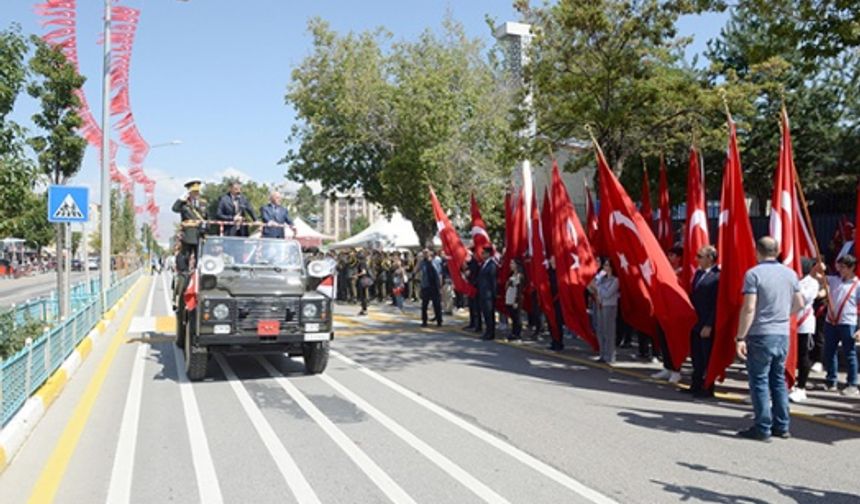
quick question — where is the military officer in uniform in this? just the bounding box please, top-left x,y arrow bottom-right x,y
171,179 -> 208,271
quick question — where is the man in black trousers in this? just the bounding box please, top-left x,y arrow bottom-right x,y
464,250 -> 482,332
477,246 -> 498,340
419,249 -> 442,327
686,245 -> 720,398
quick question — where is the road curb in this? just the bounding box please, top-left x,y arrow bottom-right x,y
0,275 -> 144,474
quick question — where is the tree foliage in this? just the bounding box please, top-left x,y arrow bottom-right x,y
292,183 -> 320,221
284,16 -> 517,242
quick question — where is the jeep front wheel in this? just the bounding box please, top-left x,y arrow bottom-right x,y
302,341 -> 329,374
184,316 -> 208,381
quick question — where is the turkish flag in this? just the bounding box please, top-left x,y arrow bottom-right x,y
584,180 -> 602,257
681,146 -> 710,292
184,271 -> 198,312
531,192 -> 561,339
429,187 -> 476,297
470,193 -> 492,261
855,182 -> 860,276
541,191 -> 554,256
640,165 -> 654,231
769,107 -> 806,387
657,157 -> 673,251
597,147 -> 696,369
706,120 -> 757,387
550,162 -> 599,350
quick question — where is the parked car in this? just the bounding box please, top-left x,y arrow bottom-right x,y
87,257 -> 99,270
72,259 -> 82,271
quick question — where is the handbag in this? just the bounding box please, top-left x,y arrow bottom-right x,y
360,276 -> 374,288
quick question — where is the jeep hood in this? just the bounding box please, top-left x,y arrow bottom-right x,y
210,268 -> 306,296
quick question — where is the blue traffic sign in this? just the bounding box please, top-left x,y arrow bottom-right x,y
47,185 -> 89,223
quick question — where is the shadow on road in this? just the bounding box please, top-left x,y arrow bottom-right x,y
666,461 -> 860,504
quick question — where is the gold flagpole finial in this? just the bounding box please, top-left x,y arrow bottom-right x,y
718,88 -> 732,122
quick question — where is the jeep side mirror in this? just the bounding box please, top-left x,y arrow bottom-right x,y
308,259 -> 336,278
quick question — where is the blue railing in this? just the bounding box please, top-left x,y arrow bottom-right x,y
0,269 -> 141,425
7,276 -> 111,328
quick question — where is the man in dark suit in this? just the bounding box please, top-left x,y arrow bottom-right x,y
260,191 -> 295,239
464,250 -> 482,332
687,245 -> 720,398
477,246 -> 498,340
216,181 -> 257,236
419,249 -> 442,326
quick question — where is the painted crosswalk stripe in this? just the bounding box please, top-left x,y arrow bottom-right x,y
331,350 -> 619,504
318,373 -> 510,504
215,354 -> 321,504
170,273 -> 224,504
257,356 -> 417,504
105,276 -> 156,503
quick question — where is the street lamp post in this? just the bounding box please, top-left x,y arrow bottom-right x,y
99,0 -> 111,301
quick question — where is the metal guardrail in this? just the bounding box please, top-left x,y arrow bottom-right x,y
0,269 -> 142,426
6,276 -> 111,328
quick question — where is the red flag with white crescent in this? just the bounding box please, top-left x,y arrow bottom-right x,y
657,156 -> 673,251
429,187 -> 476,297
470,192 -> 492,261
184,271 -> 198,312
640,165 -> 654,231
681,146 -> 710,292
531,193 -> 561,340
707,119 -> 757,387
541,190 -> 554,255
598,147 -> 696,368
550,162 -> 599,350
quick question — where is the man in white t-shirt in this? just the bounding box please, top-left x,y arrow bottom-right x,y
814,254 -> 860,395
790,258 -> 825,403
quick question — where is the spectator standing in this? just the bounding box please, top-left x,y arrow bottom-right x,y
590,260 -> 620,364
477,246 -> 498,340
547,256 -> 565,351
790,257 -> 824,402
465,251 -> 483,333
504,261 -> 525,341
686,245 -> 720,398
817,254 -> 860,395
735,237 -> 803,441
391,259 -> 406,312
420,249 -> 442,327
356,253 -> 371,316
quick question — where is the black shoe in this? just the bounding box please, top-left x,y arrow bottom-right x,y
481,334 -> 495,340
437,321 -> 442,327
679,387 -> 697,395
737,427 -> 771,442
771,429 -> 791,439
421,323 -> 428,327
548,343 -> 564,352
463,325 -> 475,331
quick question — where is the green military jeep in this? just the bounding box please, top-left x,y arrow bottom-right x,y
175,235 -> 335,380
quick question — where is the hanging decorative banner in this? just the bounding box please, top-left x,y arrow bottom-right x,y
35,0 -> 160,235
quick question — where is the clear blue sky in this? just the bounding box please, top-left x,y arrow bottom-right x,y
1,1 -> 727,240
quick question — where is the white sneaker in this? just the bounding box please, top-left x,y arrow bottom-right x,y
789,388 -> 807,403
651,369 -> 671,380
668,371 -> 682,384
841,385 -> 860,397
811,362 -> 824,373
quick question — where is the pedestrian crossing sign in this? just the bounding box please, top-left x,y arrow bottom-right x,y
47,185 -> 89,223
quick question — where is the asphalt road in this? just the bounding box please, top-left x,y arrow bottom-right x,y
0,272 -> 88,309
1,272 -> 858,503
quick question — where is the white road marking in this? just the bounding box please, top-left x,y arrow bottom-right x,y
318,373 -> 511,504
257,356 -> 417,504
332,351 -> 619,504
215,354 -> 321,504
171,273 -> 224,504
105,276 -> 155,503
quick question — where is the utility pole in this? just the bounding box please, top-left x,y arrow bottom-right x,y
99,0 -> 112,300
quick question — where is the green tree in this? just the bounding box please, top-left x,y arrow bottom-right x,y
516,0 -> 728,179
284,16 -> 516,243
293,183 -> 320,220
706,0 -> 860,211
351,215 -> 370,235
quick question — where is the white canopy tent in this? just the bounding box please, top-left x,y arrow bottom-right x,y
330,212 -> 421,250
293,216 -> 334,248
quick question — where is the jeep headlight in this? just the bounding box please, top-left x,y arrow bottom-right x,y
212,303 -> 230,321
302,303 -> 319,319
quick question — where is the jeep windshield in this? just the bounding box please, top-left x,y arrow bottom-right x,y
201,237 -> 303,270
